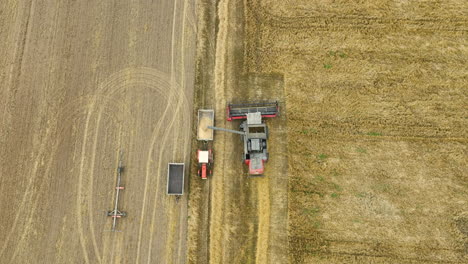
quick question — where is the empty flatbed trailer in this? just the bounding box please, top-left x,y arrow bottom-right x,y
167,163 -> 185,195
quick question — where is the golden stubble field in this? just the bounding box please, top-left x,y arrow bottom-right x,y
242,0 -> 467,263
0,1 -> 197,263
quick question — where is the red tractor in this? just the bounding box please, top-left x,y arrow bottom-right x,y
197,149 -> 213,179
197,109 -> 215,179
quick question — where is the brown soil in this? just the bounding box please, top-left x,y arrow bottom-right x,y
0,0 -> 196,263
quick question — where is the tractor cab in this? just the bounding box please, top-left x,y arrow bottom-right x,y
197,149 -> 213,179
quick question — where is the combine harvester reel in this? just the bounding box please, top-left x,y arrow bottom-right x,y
107,151 -> 127,232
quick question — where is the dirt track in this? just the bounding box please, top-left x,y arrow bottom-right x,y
0,1 -> 196,263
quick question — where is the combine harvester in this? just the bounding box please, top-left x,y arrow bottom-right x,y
208,101 -> 279,176
196,109 -> 214,179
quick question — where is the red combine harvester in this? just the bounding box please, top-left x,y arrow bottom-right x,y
227,101 -> 279,121
197,109 -> 215,179
208,101 -> 279,176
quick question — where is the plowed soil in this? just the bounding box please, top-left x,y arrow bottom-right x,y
0,0 -> 196,263
189,0 -> 468,263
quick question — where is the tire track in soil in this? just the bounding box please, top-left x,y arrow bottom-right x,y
143,0 -> 182,258
83,101 -> 105,263
141,54 -> 189,263
4,1 -> 191,262
209,0 -> 230,262
131,2 -> 183,260
0,0 -> 52,254
77,102 -> 119,264
140,0 -> 193,262
0,129 -> 53,259
132,79 -> 179,262
7,99 -> 123,264
99,129 -> 125,264
136,77 -> 184,263
1,2 -> 188,264
144,87 -> 188,264
90,68 -> 173,264
76,96 -> 111,264
76,96 -> 99,264
130,1 -> 181,261
2,0 -> 34,104
7,135 -> 60,263
161,0 -> 192,262
102,73 -> 173,263
68,67 -> 172,264
92,70 -> 171,263
76,98 -> 123,264
2,105 -> 96,262
1,6 -> 48,246
83,98 -> 126,263
255,178 -> 271,264
85,98 -> 128,264
2,4 -> 63,250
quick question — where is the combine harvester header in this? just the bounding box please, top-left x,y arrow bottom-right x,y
227,101 -> 279,121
